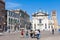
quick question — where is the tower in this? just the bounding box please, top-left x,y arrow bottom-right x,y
51,10 -> 58,30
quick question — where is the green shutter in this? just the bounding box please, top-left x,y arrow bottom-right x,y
9,18 -> 10,24
21,13 -> 24,17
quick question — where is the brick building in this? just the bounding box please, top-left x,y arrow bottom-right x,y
0,0 -> 7,32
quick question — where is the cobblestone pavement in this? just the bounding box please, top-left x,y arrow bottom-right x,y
0,31 -> 60,40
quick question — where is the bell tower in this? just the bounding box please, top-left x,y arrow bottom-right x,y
51,10 -> 58,30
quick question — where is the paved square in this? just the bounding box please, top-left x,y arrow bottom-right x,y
0,31 -> 60,40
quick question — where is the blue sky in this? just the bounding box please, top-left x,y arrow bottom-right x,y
5,0 -> 60,25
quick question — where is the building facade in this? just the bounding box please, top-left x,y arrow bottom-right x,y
10,9 -> 30,30
32,11 -> 49,31
0,0 -> 7,32
48,19 -> 54,31
6,10 -> 20,32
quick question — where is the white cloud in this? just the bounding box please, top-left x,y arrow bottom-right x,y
6,2 -> 22,9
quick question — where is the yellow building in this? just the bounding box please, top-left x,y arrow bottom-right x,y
48,19 -> 54,31
51,10 -> 58,30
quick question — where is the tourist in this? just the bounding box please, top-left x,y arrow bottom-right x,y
25,30 -> 29,38
21,29 -> 24,38
30,30 -> 33,38
52,29 -> 54,35
36,30 -> 40,40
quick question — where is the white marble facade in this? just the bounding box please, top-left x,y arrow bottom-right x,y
32,11 -> 49,31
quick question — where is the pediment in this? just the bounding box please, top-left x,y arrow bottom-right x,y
32,12 -> 48,16
37,12 -> 46,16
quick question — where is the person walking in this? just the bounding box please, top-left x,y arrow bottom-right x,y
25,30 -> 29,38
36,30 -> 40,40
21,29 -> 24,38
30,30 -> 33,38
8,26 -> 10,33
52,29 -> 54,35
35,30 -> 38,38
25,30 -> 29,40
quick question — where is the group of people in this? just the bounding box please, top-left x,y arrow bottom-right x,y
20,29 -> 41,40
20,29 -> 55,40
30,30 -> 40,38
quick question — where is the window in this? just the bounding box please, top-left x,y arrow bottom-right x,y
34,24 -> 36,30
11,18 -> 12,24
14,13 -> 16,17
17,20 -> 19,23
9,18 -> 13,24
20,13 -> 21,16
14,19 -> 16,23
12,12 -> 14,17
12,19 -> 14,24
45,24 -> 47,29
16,20 -> 18,24
14,19 -> 17,24
9,12 -> 11,16
45,27 -> 47,29
39,19 -> 42,23
21,13 -> 24,17
9,18 -> 11,24
49,26 -> 50,28
51,26 -> 53,29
